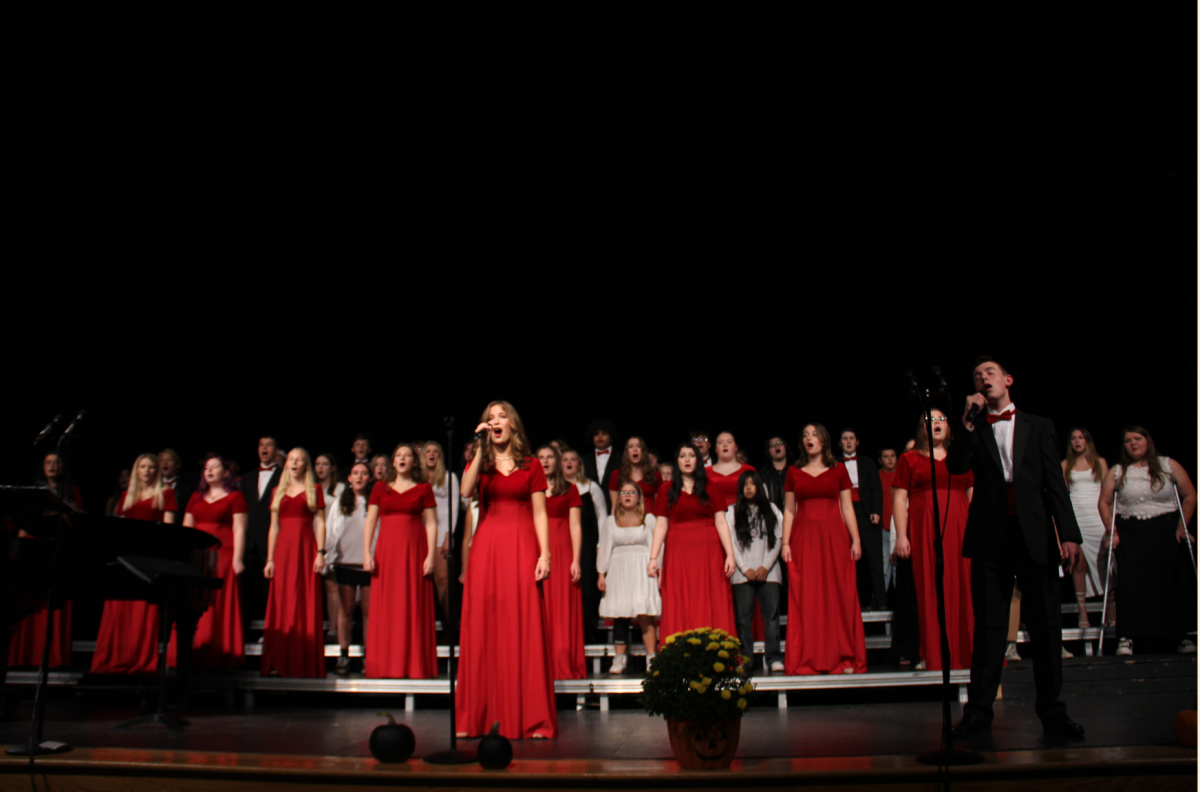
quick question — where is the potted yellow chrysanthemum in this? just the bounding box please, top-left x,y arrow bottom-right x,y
640,627 -> 754,769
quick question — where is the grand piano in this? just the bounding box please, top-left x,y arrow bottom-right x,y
2,485 -> 222,693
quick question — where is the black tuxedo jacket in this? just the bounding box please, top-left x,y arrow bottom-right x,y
945,409 -> 1081,565
583,450 -> 617,492
243,467 -> 282,554
836,454 -> 882,517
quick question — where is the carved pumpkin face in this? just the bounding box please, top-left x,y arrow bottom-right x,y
666,716 -> 741,770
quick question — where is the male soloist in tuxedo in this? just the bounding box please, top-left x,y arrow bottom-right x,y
946,357 -> 1084,740
837,429 -> 886,611
242,436 -> 282,628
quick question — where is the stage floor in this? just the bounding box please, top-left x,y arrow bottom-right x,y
2,655 -> 1195,761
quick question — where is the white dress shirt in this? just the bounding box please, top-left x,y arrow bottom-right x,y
988,404 -> 1017,483
843,457 -> 860,489
594,448 -> 615,486
257,465 -> 277,498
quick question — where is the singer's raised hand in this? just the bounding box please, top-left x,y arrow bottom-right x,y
473,423 -> 490,445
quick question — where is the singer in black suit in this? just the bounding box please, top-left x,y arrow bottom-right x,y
582,419 -> 619,491
946,356 -> 1084,740
241,436 -> 283,627
837,430 -> 885,611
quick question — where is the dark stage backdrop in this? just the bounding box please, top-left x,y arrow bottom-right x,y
4,10 -> 1196,510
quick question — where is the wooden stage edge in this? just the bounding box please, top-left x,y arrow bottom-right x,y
1,744 -> 1195,792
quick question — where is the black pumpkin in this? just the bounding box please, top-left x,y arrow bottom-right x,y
369,712 -> 415,763
477,722 -> 512,769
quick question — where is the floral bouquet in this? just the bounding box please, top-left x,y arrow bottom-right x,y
641,627 -> 755,721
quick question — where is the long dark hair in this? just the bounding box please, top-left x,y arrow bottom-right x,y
667,442 -> 709,509
733,469 -> 776,551
316,453 -> 340,496
1118,424 -> 1167,492
793,423 -> 837,470
536,445 -> 569,497
619,435 -> 656,485
196,455 -> 240,493
339,462 -> 370,517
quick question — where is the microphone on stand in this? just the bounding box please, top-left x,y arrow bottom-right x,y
34,415 -> 63,447
904,370 -> 919,397
61,410 -> 86,439
932,366 -> 949,394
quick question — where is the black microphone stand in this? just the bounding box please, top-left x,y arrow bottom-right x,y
906,373 -> 982,768
424,416 -> 476,765
8,414 -> 82,757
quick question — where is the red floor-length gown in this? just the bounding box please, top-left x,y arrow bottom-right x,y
8,486 -> 83,668
893,450 -> 974,671
784,464 -> 868,675
365,481 -> 438,679
543,485 -> 585,679
607,469 -> 662,515
185,491 -> 248,670
261,487 -> 326,678
456,458 -> 557,740
91,489 -> 179,674
654,482 -> 736,643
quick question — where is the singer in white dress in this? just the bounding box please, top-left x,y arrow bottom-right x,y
597,482 -> 661,673
1060,429 -> 1109,614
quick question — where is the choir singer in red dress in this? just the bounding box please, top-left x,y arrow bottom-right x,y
781,424 -> 867,675
262,448 -> 327,678
647,443 -> 738,642
91,453 -> 178,674
362,443 -> 438,679
456,401 -> 557,740
892,410 -> 975,671
536,444 -> 585,680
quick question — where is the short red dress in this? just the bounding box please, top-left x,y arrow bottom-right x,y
653,482 -> 736,642
185,491 -> 248,670
9,486 -> 83,668
456,459 -> 557,740
893,451 -> 974,671
705,464 -> 756,512
365,481 -> 438,679
784,464 -> 867,675
543,485 -> 585,680
261,487 -> 326,678
608,469 -> 662,515
91,489 -> 179,674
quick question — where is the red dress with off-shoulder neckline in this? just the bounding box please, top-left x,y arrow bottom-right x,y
784,464 -> 867,675
456,459 -> 557,740
261,487 -> 326,677
91,489 -> 179,674
364,481 -> 438,679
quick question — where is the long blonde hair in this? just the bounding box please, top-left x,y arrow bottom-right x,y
122,453 -> 166,512
271,448 -> 319,512
561,450 -> 591,486
1064,427 -> 1104,485
479,400 -> 532,471
421,441 -> 448,489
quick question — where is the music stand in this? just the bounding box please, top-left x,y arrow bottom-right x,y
111,556 -> 223,732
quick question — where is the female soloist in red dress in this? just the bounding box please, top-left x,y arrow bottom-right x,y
781,423 -> 867,675
363,443 -> 438,679
893,410 -> 975,671
537,445 -> 585,680
91,453 -> 178,674
456,401 -> 557,740
9,453 -> 83,668
183,456 -> 248,670
262,448 -> 327,678
648,443 -> 737,641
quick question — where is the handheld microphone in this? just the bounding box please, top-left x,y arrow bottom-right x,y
62,410 -> 86,439
932,366 -> 949,394
965,402 -> 982,426
34,415 -> 63,446
474,428 -> 489,442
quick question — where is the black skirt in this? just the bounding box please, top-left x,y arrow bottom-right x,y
332,563 -> 373,588
1113,512 -> 1196,638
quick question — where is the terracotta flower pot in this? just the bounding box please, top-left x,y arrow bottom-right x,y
666,716 -> 741,770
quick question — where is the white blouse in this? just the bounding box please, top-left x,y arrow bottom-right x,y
1114,457 -> 1179,520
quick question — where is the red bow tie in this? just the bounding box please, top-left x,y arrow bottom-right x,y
597,449 -> 610,456
260,465 -> 277,472
986,410 -> 1015,424
844,455 -> 856,461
